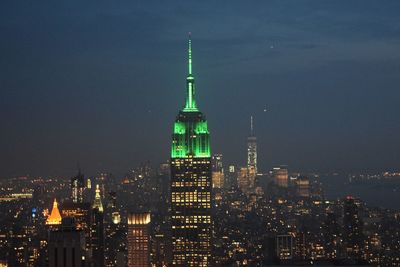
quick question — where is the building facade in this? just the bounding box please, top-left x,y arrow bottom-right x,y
237,167 -> 250,193
71,169 -> 85,203
343,196 -> 364,259
61,202 -> 92,255
272,166 -> 289,188
127,213 -> 151,267
48,218 -> 87,267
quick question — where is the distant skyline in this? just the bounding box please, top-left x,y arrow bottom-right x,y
1,1 -> 400,177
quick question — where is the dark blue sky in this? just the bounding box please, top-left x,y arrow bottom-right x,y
1,1 -> 400,177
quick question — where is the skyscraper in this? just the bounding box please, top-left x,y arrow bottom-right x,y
62,202 -> 92,254
211,154 -> 224,189
104,191 -> 123,267
323,211 -> 340,259
48,218 -> 87,267
170,35 -> 212,267
276,234 -> 294,260
127,213 -> 151,267
237,167 -> 250,193
225,165 -> 237,189
93,184 -> 104,213
71,168 -> 85,203
295,176 -> 310,198
46,198 -> 62,226
343,196 -> 364,259
247,116 -> 257,183
211,154 -> 223,172
92,185 -> 105,267
272,166 -> 289,188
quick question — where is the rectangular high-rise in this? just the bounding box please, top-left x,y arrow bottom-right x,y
48,218 -> 86,267
170,35 -> 212,267
127,213 -> 151,267
61,202 -> 92,254
272,166 -> 289,188
343,196 -> 364,259
212,154 -> 224,189
71,169 -> 85,203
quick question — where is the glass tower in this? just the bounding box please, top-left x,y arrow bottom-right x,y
247,116 -> 257,175
170,35 -> 212,267
247,116 -> 257,189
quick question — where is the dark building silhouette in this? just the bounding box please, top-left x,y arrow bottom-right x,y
71,168 -> 85,203
92,185 -> 105,267
324,211 -> 340,259
62,202 -> 92,256
343,196 -> 364,260
48,218 -> 86,267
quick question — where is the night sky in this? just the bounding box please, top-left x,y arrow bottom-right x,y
1,1 -> 400,178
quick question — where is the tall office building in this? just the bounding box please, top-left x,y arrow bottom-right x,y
72,168 -> 85,203
170,35 -> 212,267
276,234 -> 294,260
343,196 -> 364,259
104,191 -> 123,267
92,185 -> 105,267
237,167 -> 250,193
211,154 -> 223,172
272,166 -> 289,188
127,213 -> 151,267
212,171 -> 224,189
151,232 -> 169,267
62,202 -> 92,254
225,165 -> 237,189
247,116 -> 257,181
48,218 -> 86,267
211,154 -> 224,189
323,211 -> 340,259
295,176 -> 310,197
92,184 -> 104,213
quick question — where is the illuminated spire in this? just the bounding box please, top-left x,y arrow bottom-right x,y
250,115 -> 254,136
46,198 -> 62,225
184,33 -> 198,111
92,184 -> 103,212
171,34 -> 210,158
188,32 -> 192,75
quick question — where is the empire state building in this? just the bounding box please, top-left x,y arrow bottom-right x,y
170,35 -> 212,267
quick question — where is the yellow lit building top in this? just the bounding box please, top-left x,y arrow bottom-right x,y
128,212 -> 151,225
92,184 -> 104,212
46,198 -> 62,225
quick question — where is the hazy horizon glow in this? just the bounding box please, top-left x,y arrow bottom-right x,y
1,1 -> 400,177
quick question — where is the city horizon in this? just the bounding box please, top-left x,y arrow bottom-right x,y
1,2 -> 400,266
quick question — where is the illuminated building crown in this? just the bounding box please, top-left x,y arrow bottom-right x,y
171,34 -> 211,158
92,184 -> 104,212
46,198 -> 62,225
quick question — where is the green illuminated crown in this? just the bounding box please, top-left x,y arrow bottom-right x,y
171,35 -> 210,158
